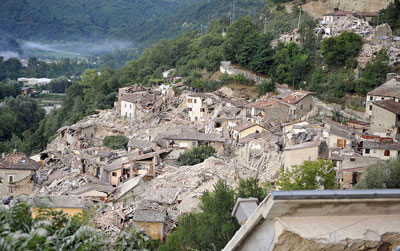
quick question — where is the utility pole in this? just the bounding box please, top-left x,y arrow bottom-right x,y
264,17 -> 267,34
201,24 -> 203,36
231,0 -> 235,24
297,8 -> 302,29
205,25 -> 208,35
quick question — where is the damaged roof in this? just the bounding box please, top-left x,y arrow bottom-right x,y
368,77 -> 400,98
120,93 -> 141,103
329,126 -> 353,139
232,121 -> 264,132
280,91 -> 314,104
250,99 -> 280,109
69,184 -> 116,195
0,152 -> 39,171
283,141 -> 320,151
131,207 -> 166,223
128,139 -> 154,149
363,140 -> 400,150
373,100 -> 400,114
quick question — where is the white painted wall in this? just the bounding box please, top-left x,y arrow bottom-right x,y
121,101 -> 136,119
187,96 -> 205,122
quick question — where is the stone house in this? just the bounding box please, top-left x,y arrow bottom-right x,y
104,157 -> 131,187
231,122 -> 268,142
186,93 -> 216,122
57,122 -> 96,151
127,138 -> 156,153
365,75 -> 400,119
362,140 -> 399,160
324,126 -> 353,149
31,196 -> 85,218
131,203 -> 167,241
223,190 -> 400,251
336,154 -> 380,189
369,100 -> 400,139
347,120 -> 370,134
113,176 -> 146,205
96,150 -> 114,164
0,152 -> 39,198
249,99 -> 295,126
68,184 -> 115,201
130,150 -> 170,178
278,91 -> 315,120
283,141 -> 323,170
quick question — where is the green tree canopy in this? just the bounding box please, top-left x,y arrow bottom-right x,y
103,135 -> 129,150
276,159 -> 338,190
356,157 -> 400,189
321,32 -> 363,68
177,145 -> 216,166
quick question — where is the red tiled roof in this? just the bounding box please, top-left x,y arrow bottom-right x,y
281,91 -> 314,104
250,99 -> 280,109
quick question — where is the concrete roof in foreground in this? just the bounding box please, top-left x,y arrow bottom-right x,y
223,189 -> 400,251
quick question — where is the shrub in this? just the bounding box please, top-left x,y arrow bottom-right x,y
356,157 -> 400,189
257,80 -> 275,95
177,145 -> 216,166
103,135 -> 128,150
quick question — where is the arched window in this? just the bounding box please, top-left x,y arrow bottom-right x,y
384,150 -> 390,156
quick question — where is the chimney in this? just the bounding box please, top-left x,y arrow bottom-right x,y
386,73 -> 399,82
232,198 -> 259,225
2,152 -> 4,158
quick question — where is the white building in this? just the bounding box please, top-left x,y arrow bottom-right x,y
365,75 -> 400,119
186,93 -> 211,122
120,94 -> 138,120
17,78 -> 52,86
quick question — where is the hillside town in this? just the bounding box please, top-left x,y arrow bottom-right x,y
1,4 -> 400,250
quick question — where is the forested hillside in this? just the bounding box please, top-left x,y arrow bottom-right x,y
0,0 -> 265,48
0,0 -> 198,41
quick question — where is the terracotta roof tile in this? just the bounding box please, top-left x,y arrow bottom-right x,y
281,91 -> 314,104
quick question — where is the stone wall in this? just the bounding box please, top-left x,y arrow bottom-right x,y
220,61 -> 267,84
325,0 -> 392,12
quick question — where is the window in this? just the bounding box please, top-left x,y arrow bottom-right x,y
365,149 -> 370,154
300,104 -> 303,109
384,150 -> 390,156
100,157 -> 105,162
125,112 -> 128,117
369,105 -> 372,111
370,96 -> 373,100
8,175 -> 14,183
130,104 -> 132,108
200,108 -> 205,112
125,103 -> 127,108
188,99 -> 192,103
337,139 -> 346,148
112,172 -> 117,177
309,104 -> 312,111
194,99 -> 197,104
9,187 -> 13,193
188,108 -> 192,112
381,97 -> 384,100
195,116 -> 198,121
350,158 -> 356,162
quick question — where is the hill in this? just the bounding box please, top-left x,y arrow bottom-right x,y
0,0 -> 198,42
0,0 -> 265,49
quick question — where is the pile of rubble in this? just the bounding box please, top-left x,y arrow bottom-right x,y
319,16 -> 373,38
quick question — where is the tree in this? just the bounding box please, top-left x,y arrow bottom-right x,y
176,145 -> 216,166
237,177 -> 268,202
257,80 -> 275,95
356,49 -> 391,95
103,135 -> 128,150
223,17 -> 257,63
321,32 -> 363,68
276,159 -> 338,190
356,157 -> 400,189
161,180 -> 239,251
